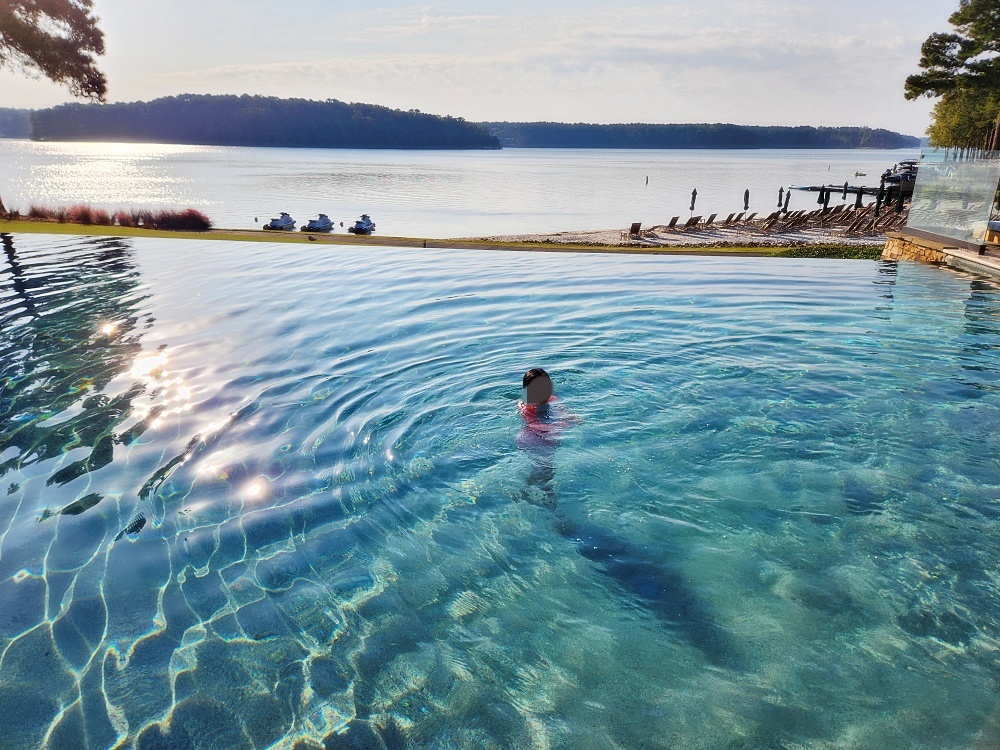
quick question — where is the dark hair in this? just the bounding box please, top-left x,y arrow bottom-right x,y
523,368 -> 549,388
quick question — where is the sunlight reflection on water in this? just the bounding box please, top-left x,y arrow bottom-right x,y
1,234 -> 1000,749
0,140 -> 918,236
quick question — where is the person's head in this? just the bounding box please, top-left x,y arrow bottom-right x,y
522,368 -> 553,405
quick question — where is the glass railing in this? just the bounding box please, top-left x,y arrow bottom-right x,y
906,148 -> 1000,248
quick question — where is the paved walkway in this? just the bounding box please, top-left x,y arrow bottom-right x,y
941,245 -> 1000,280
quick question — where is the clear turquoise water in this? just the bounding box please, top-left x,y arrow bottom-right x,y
2,234 -> 1000,749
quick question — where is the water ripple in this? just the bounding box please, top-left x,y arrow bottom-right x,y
2,235 -> 1000,748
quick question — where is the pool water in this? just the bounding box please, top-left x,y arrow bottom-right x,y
1,234 -> 1000,749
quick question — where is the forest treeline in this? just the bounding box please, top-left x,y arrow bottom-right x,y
6,96 -> 920,149
0,109 -> 31,138
481,122 -> 920,149
27,95 -> 502,149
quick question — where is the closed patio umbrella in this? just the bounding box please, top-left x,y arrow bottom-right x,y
744,189 -> 750,211
777,187 -> 784,208
783,190 -> 790,213
823,189 -> 830,209
842,181 -> 848,200
854,189 -> 864,209
690,188 -> 697,213
895,186 -> 905,213
817,187 -> 825,205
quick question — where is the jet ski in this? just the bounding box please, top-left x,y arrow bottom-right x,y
302,213 -> 334,232
347,214 -> 376,234
263,212 -> 295,231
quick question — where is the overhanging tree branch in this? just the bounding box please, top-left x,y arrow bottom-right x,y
0,0 -> 107,101
906,0 -> 1000,146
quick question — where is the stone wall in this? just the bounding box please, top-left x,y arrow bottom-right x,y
881,234 -> 947,263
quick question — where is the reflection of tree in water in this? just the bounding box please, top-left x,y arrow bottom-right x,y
0,233 -> 155,517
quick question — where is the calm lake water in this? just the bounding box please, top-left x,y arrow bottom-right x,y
0,140 -> 918,237
2,233 -> 1000,749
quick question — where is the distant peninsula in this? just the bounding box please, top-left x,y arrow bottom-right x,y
481,122 -> 920,149
27,95 -> 501,150
4,96 -> 920,150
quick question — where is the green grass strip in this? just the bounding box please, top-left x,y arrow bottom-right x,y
0,219 -> 884,259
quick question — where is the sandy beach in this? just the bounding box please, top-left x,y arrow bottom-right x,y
469,222 -> 886,249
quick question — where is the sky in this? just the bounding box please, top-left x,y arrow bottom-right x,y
2,0 -> 953,137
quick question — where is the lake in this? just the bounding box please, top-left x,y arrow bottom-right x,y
0,140 -> 918,237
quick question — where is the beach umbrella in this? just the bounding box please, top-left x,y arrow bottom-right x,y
854,189 -> 864,209
690,188 -> 697,213
744,189 -> 750,211
842,181 -> 848,200
777,187 -> 784,207
783,190 -> 790,213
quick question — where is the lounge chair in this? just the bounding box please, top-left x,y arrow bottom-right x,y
779,210 -> 806,229
844,205 -> 876,234
818,204 -> 844,227
723,213 -> 736,225
837,207 -> 857,226
760,211 -> 781,230
621,221 -> 642,241
704,213 -> 717,227
787,210 -> 813,229
684,215 -> 702,229
666,216 -> 679,229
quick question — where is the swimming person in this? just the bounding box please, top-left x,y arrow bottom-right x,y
520,367 -> 554,408
518,368 -> 575,509
516,367 -> 741,668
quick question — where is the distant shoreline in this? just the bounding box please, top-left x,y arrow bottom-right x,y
0,96 -> 919,149
0,136 -> 922,152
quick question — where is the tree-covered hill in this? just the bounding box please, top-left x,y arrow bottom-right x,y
0,108 -> 32,138
481,122 -> 920,149
21,95 -> 920,150
29,95 -> 501,149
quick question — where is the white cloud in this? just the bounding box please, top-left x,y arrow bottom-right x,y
8,0 -> 946,133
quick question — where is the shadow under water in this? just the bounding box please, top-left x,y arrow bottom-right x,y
517,399 -> 742,670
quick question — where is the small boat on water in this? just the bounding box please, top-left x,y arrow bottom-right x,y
347,214 -> 376,234
302,213 -> 334,232
263,212 -> 295,231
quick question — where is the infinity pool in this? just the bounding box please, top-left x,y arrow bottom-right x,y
1,234 -> 999,749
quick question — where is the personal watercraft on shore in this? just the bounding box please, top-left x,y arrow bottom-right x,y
302,213 -> 334,232
347,214 -> 376,234
263,212 -> 295,230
